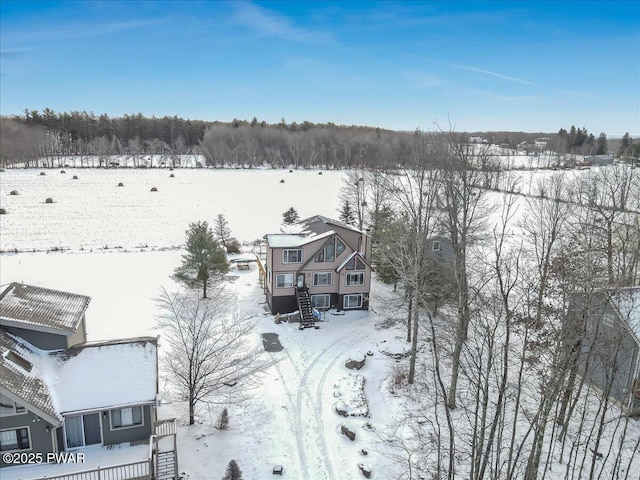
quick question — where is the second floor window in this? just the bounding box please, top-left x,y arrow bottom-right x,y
313,272 -> 332,286
283,249 -> 302,263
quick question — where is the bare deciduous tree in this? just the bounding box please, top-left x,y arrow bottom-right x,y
156,289 -> 273,425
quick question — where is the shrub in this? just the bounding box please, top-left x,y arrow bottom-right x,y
218,407 -> 229,430
226,238 -> 242,254
222,460 -> 242,480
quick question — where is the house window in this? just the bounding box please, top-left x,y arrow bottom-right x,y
315,240 -> 340,263
311,294 -> 331,309
325,242 -> 335,262
283,249 -> 302,263
111,406 -> 143,429
276,274 -> 294,288
345,257 -> 366,270
603,313 -> 615,328
0,428 -> 30,451
313,272 -> 332,286
65,413 -> 101,448
346,272 -> 365,286
432,241 -> 441,252
344,294 -> 363,309
0,394 -> 26,416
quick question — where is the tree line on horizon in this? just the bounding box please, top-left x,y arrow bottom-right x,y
1,110 -> 638,168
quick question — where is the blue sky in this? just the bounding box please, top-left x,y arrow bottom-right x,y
1,0 -> 638,135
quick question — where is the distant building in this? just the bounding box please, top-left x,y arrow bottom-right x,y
569,287 -> 640,416
469,136 -> 488,144
584,155 -> 614,166
535,138 -> 550,149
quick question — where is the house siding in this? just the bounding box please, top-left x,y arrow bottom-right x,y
578,300 -> 640,415
0,410 -> 55,467
2,326 -> 67,350
270,294 -> 298,315
66,316 -> 87,347
100,405 -> 153,445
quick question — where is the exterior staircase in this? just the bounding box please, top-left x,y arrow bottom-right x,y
153,419 -> 178,480
296,288 -> 317,329
155,450 -> 177,480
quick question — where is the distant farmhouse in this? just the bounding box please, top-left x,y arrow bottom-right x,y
570,287 -> 640,415
0,283 -> 174,476
258,216 -> 372,319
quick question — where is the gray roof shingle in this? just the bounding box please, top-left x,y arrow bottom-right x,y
0,329 -> 62,425
0,283 -> 90,334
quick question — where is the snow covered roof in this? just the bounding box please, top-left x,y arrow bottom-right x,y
44,337 -> 158,414
336,251 -> 370,272
267,230 -> 334,248
299,215 -> 365,235
0,283 -> 90,335
611,287 -> 640,341
0,329 -> 62,425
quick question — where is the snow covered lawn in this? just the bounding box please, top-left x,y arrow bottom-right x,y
1,251 -> 407,480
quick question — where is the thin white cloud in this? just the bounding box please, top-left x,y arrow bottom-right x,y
3,18 -> 166,44
451,64 -> 537,86
450,63 -> 587,96
230,2 -> 334,45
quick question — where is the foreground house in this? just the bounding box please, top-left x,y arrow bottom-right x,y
0,283 -> 162,469
260,216 -> 372,316
571,287 -> 640,415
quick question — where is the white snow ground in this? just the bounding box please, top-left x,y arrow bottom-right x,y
1,251 -> 408,480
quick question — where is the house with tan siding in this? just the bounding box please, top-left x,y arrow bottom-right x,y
262,216 -> 372,315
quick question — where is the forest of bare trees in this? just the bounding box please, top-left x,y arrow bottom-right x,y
337,131 -> 640,479
3,111 -> 638,169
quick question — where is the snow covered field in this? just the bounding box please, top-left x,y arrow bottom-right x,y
0,168 -> 344,252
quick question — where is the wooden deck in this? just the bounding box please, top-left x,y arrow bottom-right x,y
24,419 -> 178,480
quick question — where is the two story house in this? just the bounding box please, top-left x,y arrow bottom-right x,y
263,216 -> 372,315
0,283 -> 160,467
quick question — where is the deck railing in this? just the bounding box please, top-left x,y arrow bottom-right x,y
153,418 -> 176,437
28,460 -> 151,480
25,418 -> 178,480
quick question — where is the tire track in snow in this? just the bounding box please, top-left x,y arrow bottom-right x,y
271,353 -> 310,480
316,332 -> 368,480
285,333 -> 367,480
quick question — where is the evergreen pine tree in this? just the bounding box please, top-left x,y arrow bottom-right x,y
596,132 -> 608,155
173,221 -> 229,298
339,200 -> 355,226
222,460 -> 242,480
214,214 -> 232,250
619,132 -> 632,155
282,207 -> 300,225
